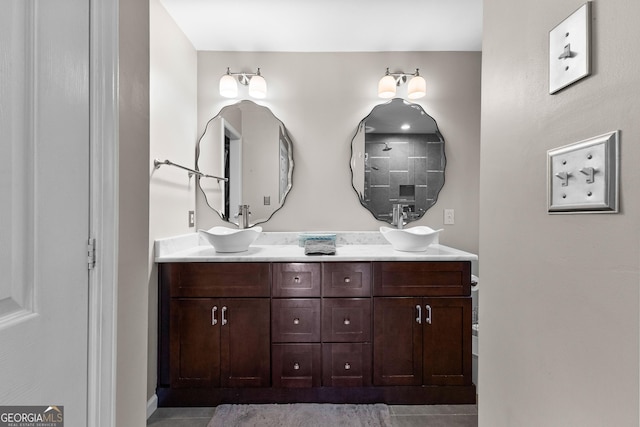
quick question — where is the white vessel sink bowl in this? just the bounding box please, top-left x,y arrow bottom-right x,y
199,226 -> 262,253
380,226 -> 442,252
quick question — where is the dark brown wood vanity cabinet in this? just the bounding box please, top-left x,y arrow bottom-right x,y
373,262 -> 473,387
159,263 -> 271,390
158,260 -> 475,406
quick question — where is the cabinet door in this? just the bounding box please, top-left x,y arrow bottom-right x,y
220,298 -> 271,387
423,297 -> 472,386
170,299 -> 221,388
373,297 -> 422,386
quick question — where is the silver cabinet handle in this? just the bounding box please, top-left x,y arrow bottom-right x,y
221,306 -> 227,326
294,276 -> 300,283
344,277 -> 351,283
344,362 -> 351,370
425,304 -> 432,325
293,317 -> 300,325
293,362 -> 300,370
343,318 -> 350,325
416,305 -> 422,324
211,306 -> 218,325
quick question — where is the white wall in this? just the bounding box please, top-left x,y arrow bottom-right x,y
117,0 -> 150,424
195,51 -> 481,256
480,1 -> 640,426
148,0 -> 198,403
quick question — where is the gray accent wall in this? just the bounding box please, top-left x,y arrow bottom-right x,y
480,0 -> 640,425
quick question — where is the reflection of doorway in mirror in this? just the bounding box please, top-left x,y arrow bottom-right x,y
223,120 -> 242,222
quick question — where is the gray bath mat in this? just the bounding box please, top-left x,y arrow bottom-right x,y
208,403 -> 392,427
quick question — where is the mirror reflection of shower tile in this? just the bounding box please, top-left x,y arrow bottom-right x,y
399,185 -> 415,198
413,158 -> 427,184
427,143 -> 445,169
415,186 -> 428,211
427,172 -> 445,199
369,187 -> 391,218
414,140 -> 428,156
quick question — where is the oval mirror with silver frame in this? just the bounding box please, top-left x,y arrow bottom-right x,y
350,98 -> 445,224
197,100 -> 294,226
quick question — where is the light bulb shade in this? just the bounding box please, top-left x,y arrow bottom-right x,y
378,75 -> 397,98
249,74 -> 267,99
219,74 -> 238,98
407,75 -> 426,99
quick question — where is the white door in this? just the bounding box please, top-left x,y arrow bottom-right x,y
0,0 -> 90,425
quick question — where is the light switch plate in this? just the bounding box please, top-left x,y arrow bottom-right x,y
547,131 -> 619,214
549,2 -> 591,94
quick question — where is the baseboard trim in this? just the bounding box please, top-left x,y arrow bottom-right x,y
147,394 -> 158,419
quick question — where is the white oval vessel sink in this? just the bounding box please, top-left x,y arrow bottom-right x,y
199,226 -> 262,253
380,226 -> 442,252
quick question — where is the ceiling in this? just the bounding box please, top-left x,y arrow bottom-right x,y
159,0 -> 483,52
365,99 -> 439,134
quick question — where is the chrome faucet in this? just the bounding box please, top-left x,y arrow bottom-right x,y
237,204 -> 251,229
392,203 -> 407,229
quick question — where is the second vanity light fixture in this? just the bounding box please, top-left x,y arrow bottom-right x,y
378,68 -> 426,99
219,67 -> 267,99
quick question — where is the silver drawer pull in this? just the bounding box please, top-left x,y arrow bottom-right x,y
294,276 -> 300,283
343,318 -> 351,325
293,317 -> 300,325
221,306 -> 227,326
344,362 -> 351,370
425,304 -> 432,325
416,305 -> 422,324
293,362 -> 300,370
211,306 -> 218,325
344,277 -> 351,283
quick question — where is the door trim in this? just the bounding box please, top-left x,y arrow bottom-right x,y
88,0 -> 119,426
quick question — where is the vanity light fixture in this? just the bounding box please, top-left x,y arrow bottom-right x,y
219,67 -> 267,99
378,68 -> 426,99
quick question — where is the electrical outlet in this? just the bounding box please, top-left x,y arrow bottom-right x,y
444,209 -> 455,225
547,131 -> 619,213
188,210 -> 195,227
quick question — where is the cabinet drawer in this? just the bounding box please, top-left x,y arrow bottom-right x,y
373,261 -> 471,297
272,263 -> 321,297
272,344 -> 321,388
161,262 -> 270,297
322,299 -> 371,343
322,343 -> 372,387
322,263 -> 371,297
272,299 -> 321,343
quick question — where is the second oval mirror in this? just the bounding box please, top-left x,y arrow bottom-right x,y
350,98 -> 445,224
197,100 -> 294,226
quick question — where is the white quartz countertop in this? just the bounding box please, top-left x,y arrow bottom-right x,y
155,231 -> 478,263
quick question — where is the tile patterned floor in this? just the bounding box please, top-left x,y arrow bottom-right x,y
147,404 -> 478,427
